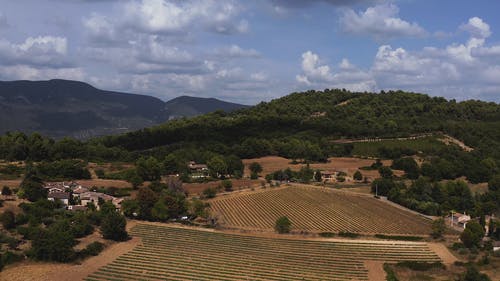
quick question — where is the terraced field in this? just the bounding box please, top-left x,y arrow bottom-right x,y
210,185 -> 433,235
86,223 -> 441,281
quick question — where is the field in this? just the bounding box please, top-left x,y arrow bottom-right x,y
350,136 -> 447,157
86,223 -> 441,281
209,185 -> 434,235
242,156 -> 396,179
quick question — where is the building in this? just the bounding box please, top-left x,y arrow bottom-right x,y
449,212 -> 471,229
47,192 -> 70,206
188,161 -> 209,178
68,205 -> 88,212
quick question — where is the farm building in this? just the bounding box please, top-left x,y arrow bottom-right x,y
188,161 -> 209,178
449,212 -> 471,229
47,192 -> 70,206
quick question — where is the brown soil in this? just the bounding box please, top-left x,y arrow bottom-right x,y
365,261 -> 386,281
427,242 -> 459,265
242,156 -> 400,179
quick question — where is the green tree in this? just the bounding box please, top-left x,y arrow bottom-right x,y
29,220 -> 77,262
353,170 -> 363,181
0,210 -> 16,229
249,162 -> 263,175
460,265 -> 491,281
431,218 -> 445,239
220,180 -> 233,192
226,155 -> 244,178
275,216 -> 291,234
121,199 -> 139,218
100,212 -> 128,241
151,199 -> 169,221
136,156 -> 162,181
136,187 -> 159,220
20,172 -> 46,202
207,156 -> 228,179
190,198 -> 209,218
460,221 -> 485,248
202,187 -> 217,199
488,174 -> 500,191
378,166 -> 393,179
314,170 -> 323,182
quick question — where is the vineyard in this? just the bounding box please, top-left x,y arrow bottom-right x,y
86,223 -> 441,281
210,185 -> 434,235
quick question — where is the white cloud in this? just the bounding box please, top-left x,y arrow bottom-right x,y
295,17 -> 500,101
121,0 -> 247,35
0,65 -> 85,81
214,45 -> 260,59
340,4 -> 426,40
460,17 -> 491,39
0,36 -> 69,67
296,51 -> 375,91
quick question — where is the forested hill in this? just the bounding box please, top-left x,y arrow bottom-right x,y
100,89 -> 500,159
0,80 -> 248,139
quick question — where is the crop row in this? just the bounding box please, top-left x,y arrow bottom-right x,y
210,186 -> 433,234
86,223 -> 440,281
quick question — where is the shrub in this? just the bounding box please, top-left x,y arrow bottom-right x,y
274,216 -> 291,234
1,186 -> 12,196
80,241 -> 104,258
0,210 -> 16,229
338,231 -> 359,238
202,187 -> 217,199
319,232 -> 336,237
431,218 -> 445,239
220,180 -> 233,192
374,234 -> 423,241
395,261 -> 445,271
100,212 -> 128,241
383,263 -> 399,281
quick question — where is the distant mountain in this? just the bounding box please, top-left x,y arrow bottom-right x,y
165,96 -> 249,120
0,79 -> 248,139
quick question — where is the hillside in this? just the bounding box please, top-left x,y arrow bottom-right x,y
165,96 -> 249,120
0,80 -> 248,139
101,89 -> 500,159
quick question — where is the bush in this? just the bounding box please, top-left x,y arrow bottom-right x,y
374,234 -> 423,241
100,212 -> 128,241
461,221 -> 485,248
79,241 -> 104,258
274,216 -> 291,234
1,186 -> 12,196
220,180 -> 233,192
0,210 -> 16,229
395,261 -> 445,271
460,265 -> 491,281
383,263 -> 399,281
318,232 -> 336,237
338,231 -> 359,238
202,187 -> 217,199
431,218 -> 445,239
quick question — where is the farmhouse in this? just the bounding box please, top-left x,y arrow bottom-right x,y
188,161 -> 209,178
449,212 -> 471,229
47,192 -> 70,206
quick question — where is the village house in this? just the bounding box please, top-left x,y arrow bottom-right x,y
67,205 -> 88,212
188,161 -> 209,178
47,192 -> 70,206
449,212 -> 471,229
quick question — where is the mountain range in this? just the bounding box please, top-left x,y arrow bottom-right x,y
0,79 -> 248,139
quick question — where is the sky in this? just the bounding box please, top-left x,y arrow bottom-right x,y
0,0 -> 500,104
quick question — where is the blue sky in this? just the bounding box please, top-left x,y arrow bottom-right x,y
0,0 -> 499,104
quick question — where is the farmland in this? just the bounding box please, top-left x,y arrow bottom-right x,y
209,185 -> 434,235
86,223 -> 441,281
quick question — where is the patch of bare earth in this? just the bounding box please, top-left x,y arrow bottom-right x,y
365,261 -> 386,281
427,243 -> 459,265
242,156 -> 400,179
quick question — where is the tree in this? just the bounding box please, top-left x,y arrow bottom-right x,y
136,187 -> 159,220
220,180 -> 233,192
314,170 -> 322,182
298,164 -> 314,183
460,221 -> 485,248
136,157 -> 162,181
353,170 -> 363,181
249,162 -> 263,175
0,210 -> 15,229
488,174 -> 500,191
151,199 -> 169,221
29,220 -> 77,262
371,178 -> 395,196
207,156 -> 227,179
20,173 -> 46,202
378,166 -> 393,179
460,265 -> 491,281
100,212 -> 128,241
275,216 -> 291,234
190,198 -> 209,218
202,187 -> 217,199
226,155 -> 244,178
121,199 -> 139,218
431,218 -> 445,239
1,186 -> 12,196
391,157 -> 419,179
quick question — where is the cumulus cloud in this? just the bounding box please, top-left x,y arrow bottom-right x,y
214,45 -> 261,59
340,4 -> 426,40
296,51 -> 375,91
0,36 -> 70,67
296,17 -> 500,101
121,0 -> 248,35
